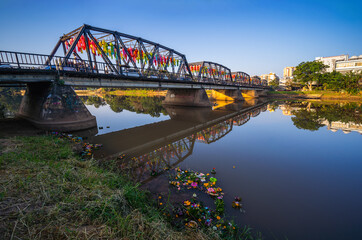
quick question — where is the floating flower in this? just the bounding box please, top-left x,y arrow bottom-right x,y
210,177 -> 217,183
216,216 -> 221,220
234,196 -> 242,202
184,200 -> 191,206
232,201 -> 242,209
208,188 -> 215,193
191,182 -> 198,188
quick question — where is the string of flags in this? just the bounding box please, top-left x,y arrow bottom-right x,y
189,65 -> 230,78
65,36 -> 181,67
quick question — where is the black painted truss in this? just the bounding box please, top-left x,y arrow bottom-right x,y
47,24 -> 192,81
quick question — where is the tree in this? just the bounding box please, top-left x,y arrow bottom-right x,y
293,61 -> 328,91
269,79 -> 279,88
342,71 -> 362,94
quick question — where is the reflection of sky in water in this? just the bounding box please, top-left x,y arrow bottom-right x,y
87,102 -> 362,240
85,104 -> 170,135
179,108 -> 362,240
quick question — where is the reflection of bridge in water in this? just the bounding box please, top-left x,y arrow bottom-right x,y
93,100 -> 268,183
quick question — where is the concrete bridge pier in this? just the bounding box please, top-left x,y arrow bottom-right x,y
208,89 -> 244,102
162,89 -> 212,107
241,89 -> 268,98
18,83 -> 97,131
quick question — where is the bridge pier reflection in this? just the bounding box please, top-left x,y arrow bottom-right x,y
162,89 -> 212,107
18,83 -> 97,131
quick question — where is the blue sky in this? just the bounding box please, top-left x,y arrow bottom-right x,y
0,0 -> 361,77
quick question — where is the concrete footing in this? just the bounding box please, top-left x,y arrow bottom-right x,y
162,89 -> 212,107
241,89 -> 268,98
18,83 -> 97,131
208,89 -> 244,102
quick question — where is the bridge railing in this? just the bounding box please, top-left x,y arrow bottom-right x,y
0,50 -> 193,81
0,50 -> 269,88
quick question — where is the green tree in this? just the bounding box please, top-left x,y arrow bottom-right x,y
342,71 -> 362,94
269,79 -> 279,88
293,61 -> 328,91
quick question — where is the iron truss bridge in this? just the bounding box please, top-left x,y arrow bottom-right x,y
0,24 -> 269,89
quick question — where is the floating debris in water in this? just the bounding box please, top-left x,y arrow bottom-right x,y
168,167 -> 240,236
51,132 -> 102,159
232,196 -> 242,209
169,167 -> 223,198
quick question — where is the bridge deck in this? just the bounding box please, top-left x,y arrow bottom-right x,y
0,68 -> 270,90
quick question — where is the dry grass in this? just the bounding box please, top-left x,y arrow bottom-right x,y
0,136 -> 216,240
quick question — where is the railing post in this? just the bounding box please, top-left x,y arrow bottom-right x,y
15,53 -> 20,68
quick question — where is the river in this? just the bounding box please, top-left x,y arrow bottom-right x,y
1,91 -> 361,239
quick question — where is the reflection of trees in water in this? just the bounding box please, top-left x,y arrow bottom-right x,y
81,96 -> 106,108
82,95 -> 168,117
0,88 -> 24,118
290,102 -> 362,131
292,109 -> 324,131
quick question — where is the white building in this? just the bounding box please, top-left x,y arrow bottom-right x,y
315,54 -> 362,73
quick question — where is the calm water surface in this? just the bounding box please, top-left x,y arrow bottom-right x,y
1,93 -> 361,239
82,97 -> 362,240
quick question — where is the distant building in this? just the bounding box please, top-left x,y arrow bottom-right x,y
315,54 -> 349,72
335,55 -> 362,73
260,72 -> 280,85
283,67 -> 295,78
315,54 -> 362,73
280,67 -> 296,86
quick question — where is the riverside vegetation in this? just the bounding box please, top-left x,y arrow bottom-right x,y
289,61 -> 361,94
0,135 -> 262,239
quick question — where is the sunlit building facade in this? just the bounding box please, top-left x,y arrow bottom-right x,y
259,72 -> 280,85
315,54 -> 362,73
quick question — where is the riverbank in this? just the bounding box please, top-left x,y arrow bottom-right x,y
0,136 -> 219,239
0,135 -> 260,239
267,90 -> 362,101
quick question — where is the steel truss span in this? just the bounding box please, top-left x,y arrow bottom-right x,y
189,61 -> 232,84
0,24 -> 270,89
46,24 -> 192,81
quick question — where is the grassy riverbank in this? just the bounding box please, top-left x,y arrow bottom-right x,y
0,136 -> 218,239
267,90 -> 362,101
0,136 -> 260,239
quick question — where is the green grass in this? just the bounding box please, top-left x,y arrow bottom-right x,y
0,136 -> 216,239
268,90 -> 362,98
